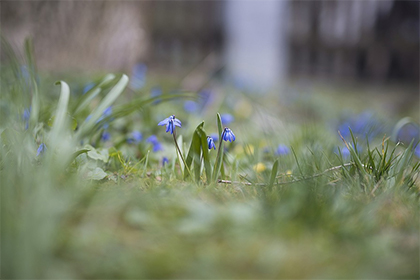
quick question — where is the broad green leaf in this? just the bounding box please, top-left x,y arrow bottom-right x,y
198,126 -> 212,182
184,122 -> 204,180
86,167 -> 107,180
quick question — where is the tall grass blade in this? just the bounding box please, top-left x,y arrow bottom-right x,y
76,74 -> 128,140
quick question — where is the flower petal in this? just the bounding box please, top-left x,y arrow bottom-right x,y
158,116 -> 171,126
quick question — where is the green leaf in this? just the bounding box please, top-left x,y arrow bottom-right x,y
50,81 -> 70,146
73,74 -> 116,115
184,122 -> 204,181
86,146 -> 109,163
268,159 -> 279,189
216,112 -> 223,139
86,167 -> 108,180
212,113 -> 225,182
198,126 -> 212,182
76,74 -> 128,140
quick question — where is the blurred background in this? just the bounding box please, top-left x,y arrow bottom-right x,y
2,0 -> 418,89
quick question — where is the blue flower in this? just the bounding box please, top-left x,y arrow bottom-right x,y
336,147 -> 350,159
147,135 -> 163,152
184,100 -> 199,113
210,133 -> 219,143
222,128 -> 235,142
101,131 -> 111,142
162,157 -> 169,166
83,82 -> 95,94
207,136 -> 216,150
221,114 -> 234,125
337,111 -> 382,140
275,144 -> 290,156
127,130 -> 143,144
414,145 -> 420,158
23,108 -> 31,121
335,144 -> 362,159
36,143 -> 47,156
86,106 -> 113,128
23,107 -> 31,130
158,115 -> 181,134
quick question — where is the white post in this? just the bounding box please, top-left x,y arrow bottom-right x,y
225,0 -> 289,92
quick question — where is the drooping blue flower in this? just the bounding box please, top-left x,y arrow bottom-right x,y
146,135 -> 163,152
275,144 -> 290,156
207,136 -> 216,150
184,100 -> 199,113
162,157 -> 169,166
158,115 -> 181,134
36,143 -> 47,156
127,130 -> 143,144
221,114 -> 234,125
101,131 -> 111,142
222,127 -> 235,142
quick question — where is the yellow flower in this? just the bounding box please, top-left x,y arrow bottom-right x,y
253,163 -> 266,173
286,170 -> 292,176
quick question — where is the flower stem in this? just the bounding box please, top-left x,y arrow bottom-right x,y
172,127 -> 192,178
212,129 -> 226,182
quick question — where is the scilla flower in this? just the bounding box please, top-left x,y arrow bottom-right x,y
146,135 -> 163,152
221,114 -> 234,125
207,136 -> 216,150
222,127 -> 235,142
275,144 -> 290,156
36,143 -> 47,156
158,115 -> 181,134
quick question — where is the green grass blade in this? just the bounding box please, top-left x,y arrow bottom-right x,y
76,74 -> 128,140
50,81 -> 70,144
216,112 -> 223,138
212,113 -> 225,182
73,74 -> 116,115
28,78 -> 40,129
268,159 -> 279,189
198,126 -> 212,183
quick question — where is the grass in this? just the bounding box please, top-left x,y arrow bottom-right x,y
1,38 -> 419,279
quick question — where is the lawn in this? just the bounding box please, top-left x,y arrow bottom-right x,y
1,39 -> 419,279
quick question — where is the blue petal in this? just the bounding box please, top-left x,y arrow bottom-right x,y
174,119 -> 182,127
158,116 -> 171,126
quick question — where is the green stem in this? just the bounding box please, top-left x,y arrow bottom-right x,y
173,127 -> 192,178
212,129 -> 226,182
